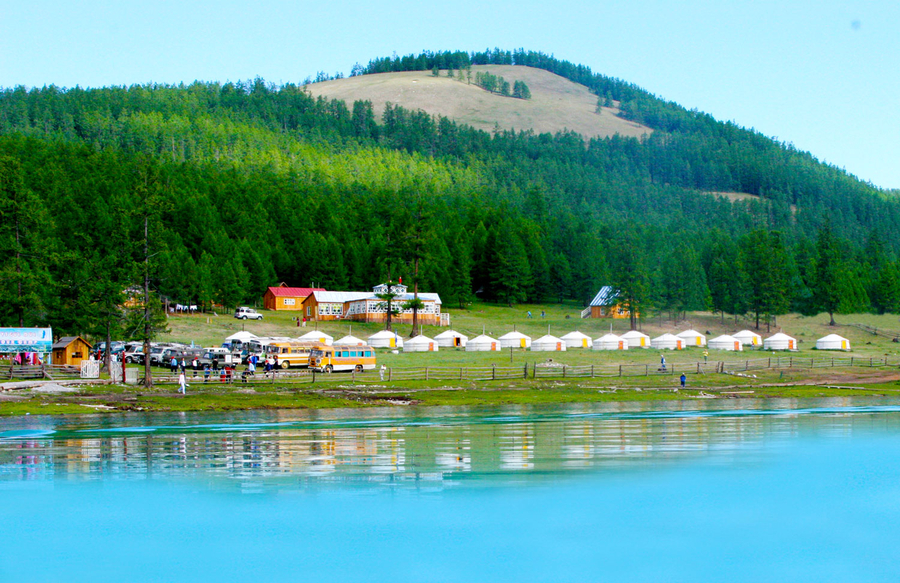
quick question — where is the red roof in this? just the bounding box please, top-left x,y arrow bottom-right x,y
267,286 -> 325,297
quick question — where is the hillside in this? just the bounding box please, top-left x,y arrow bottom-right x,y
1,48 -> 900,342
306,65 -> 652,139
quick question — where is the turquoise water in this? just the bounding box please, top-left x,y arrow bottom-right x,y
2,398 -> 900,582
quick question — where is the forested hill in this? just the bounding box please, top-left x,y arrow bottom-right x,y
0,48 -> 898,339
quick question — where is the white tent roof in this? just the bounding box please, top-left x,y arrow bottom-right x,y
532,335 -> 566,350
816,334 -> 850,350
560,331 -> 592,347
434,330 -> 467,340
676,329 -> 707,346
708,334 -> 742,350
468,334 -> 499,344
406,335 -> 436,345
499,331 -> 531,340
297,331 -> 333,345
620,330 -> 650,348
621,330 -> 650,339
764,333 -> 797,350
334,335 -> 366,346
593,334 -> 629,350
466,334 -> 500,351
225,331 -> 258,342
651,334 -> 684,349
733,330 -> 763,345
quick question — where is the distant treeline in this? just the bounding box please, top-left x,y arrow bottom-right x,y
0,51 -> 898,342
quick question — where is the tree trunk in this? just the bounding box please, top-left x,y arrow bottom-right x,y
829,311 -> 835,326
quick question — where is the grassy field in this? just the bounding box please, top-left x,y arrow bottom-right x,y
305,66 -> 652,140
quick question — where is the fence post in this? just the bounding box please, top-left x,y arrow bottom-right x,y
745,360 -> 749,371
831,357 -> 834,367
645,364 -> 648,376
591,364 -> 594,378
533,363 -> 536,379
389,368 -> 392,381
524,364 -> 528,379
697,362 -> 700,374
789,356 -> 793,368
460,367 -> 464,381
870,357 -> 874,367
425,367 -> 429,381
312,370 -> 315,384
492,365 -> 495,380
563,366 -> 566,378
618,364 -> 622,377
851,357 -> 855,366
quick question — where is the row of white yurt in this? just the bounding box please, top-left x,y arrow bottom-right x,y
593,334 -> 628,350
500,331 -> 532,349
816,334 -> 850,351
403,335 -> 438,352
708,334 -> 743,351
368,330 -> 403,349
677,329 -> 706,347
435,329 -> 468,348
651,334 -> 685,350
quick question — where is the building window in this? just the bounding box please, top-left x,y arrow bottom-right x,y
284,298 -> 296,306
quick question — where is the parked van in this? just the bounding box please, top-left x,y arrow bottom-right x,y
266,341 -> 320,368
309,344 -> 376,373
234,306 -> 263,320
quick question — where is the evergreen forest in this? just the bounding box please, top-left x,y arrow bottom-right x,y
1,48 -> 899,340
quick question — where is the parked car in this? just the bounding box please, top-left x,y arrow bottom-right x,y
123,346 -> 145,364
234,307 -> 263,320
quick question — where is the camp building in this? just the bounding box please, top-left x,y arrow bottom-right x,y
51,336 -> 92,366
301,283 -> 445,325
585,286 -> 637,319
263,284 -> 325,311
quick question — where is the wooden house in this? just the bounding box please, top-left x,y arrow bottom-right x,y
51,336 -> 92,366
587,286 -> 637,319
263,284 -> 325,311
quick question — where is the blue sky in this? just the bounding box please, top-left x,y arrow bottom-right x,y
2,0 -> 897,188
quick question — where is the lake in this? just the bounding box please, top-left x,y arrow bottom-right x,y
2,398 -> 900,582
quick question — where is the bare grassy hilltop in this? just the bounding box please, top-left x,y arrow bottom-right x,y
306,65 -> 652,139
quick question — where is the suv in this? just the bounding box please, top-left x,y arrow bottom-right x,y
234,307 -> 263,320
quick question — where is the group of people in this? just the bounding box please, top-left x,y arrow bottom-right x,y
175,352 -> 282,394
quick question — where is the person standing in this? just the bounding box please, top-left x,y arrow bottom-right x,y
203,364 -> 211,383
660,354 -> 666,372
680,373 -> 686,389
170,355 -> 178,373
178,370 -> 187,394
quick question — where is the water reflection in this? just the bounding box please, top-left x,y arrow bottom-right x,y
2,397 -> 900,488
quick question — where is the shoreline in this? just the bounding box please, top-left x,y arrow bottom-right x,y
3,373 -> 900,417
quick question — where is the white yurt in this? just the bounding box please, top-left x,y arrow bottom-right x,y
531,335 -> 567,352
733,330 -> 763,347
763,332 -> 798,351
466,334 -> 500,352
621,330 -> 651,348
367,330 -> 404,349
499,331 -> 532,349
334,335 -> 366,346
404,335 -> 438,352
434,330 -> 468,348
560,331 -> 592,349
297,331 -> 333,345
225,331 -> 258,343
676,329 -> 707,347
816,334 -> 850,351
651,334 -> 685,350
592,334 -> 629,351
708,334 -> 743,351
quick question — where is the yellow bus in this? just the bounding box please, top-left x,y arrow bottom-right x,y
266,341 -> 321,369
309,344 -> 376,373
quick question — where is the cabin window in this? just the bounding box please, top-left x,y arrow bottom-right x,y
284,298 -> 295,306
